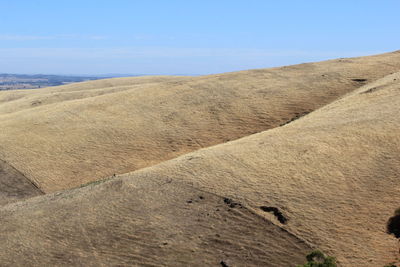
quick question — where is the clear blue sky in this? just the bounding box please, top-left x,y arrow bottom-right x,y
1,0 -> 399,75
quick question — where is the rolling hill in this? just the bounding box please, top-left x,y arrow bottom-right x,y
0,51 -> 399,195
0,51 -> 399,266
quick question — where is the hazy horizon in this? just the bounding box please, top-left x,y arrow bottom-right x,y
1,0 -> 399,75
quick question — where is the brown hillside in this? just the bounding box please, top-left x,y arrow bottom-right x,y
0,51 -> 400,193
0,178 -> 312,266
0,70 -> 399,266
0,159 -> 42,205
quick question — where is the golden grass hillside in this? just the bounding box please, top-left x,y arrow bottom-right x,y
0,69 -> 399,266
0,51 -> 400,194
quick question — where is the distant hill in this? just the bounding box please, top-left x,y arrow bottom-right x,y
0,73 -> 139,90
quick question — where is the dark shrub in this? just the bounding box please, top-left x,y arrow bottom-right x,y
387,209 -> 400,238
297,250 -> 336,267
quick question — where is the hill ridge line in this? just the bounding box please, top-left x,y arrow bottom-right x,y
47,72 -> 397,194
0,81 -> 185,117
2,50 -> 400,193
0,169 -> 313,252
102,79 -> 376,181
0,157 -> 44,194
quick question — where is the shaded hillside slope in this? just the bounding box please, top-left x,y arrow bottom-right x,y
0,159 -> 42,205
0,72 -> 399,266
0,51 -> 399,193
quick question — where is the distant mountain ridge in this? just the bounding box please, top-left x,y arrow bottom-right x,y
0,73 -> 141,90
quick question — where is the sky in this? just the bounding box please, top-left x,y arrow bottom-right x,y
0,0 -> 399,75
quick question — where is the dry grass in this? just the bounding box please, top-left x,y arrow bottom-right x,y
0,51 -> 399,266
0,51 -> 399,193
0,178 -> 312,266
0,159 -> 42,205
121,71 -> 400,266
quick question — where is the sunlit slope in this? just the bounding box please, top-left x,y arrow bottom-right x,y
0,51 -> 399,192
114,72 -> 400,266
1,72 -> 399,266
0,177 -> 312,267
0,76 -> 190,114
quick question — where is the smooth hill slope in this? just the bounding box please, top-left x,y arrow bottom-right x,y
0,176 -> 312,267
0,72 -> 399,266
0,51 -> 400,193
0,75 -> 190,115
